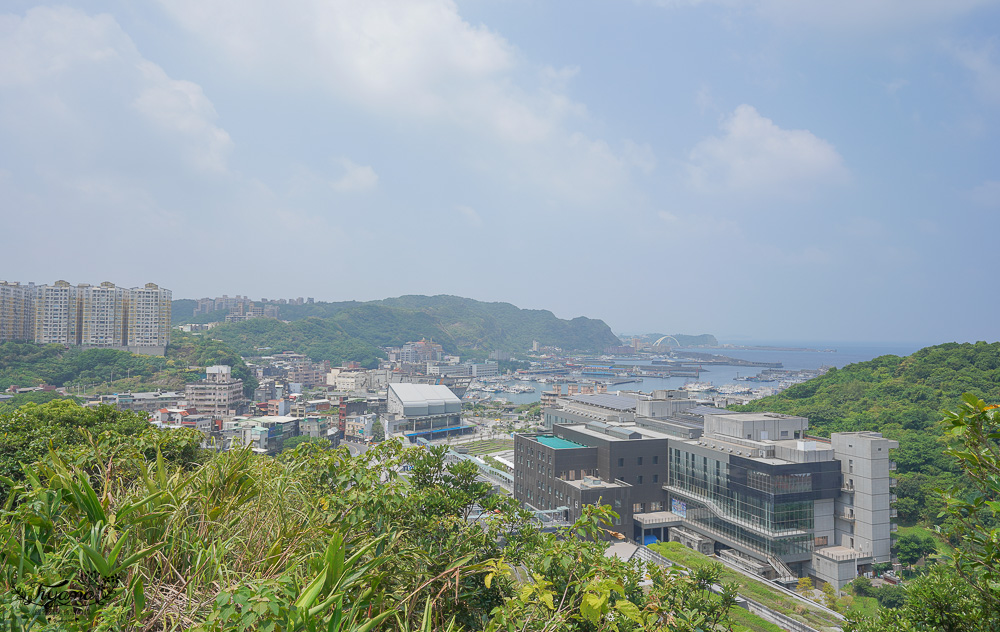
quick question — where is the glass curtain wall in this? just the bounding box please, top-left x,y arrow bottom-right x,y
668,447 -> 815,558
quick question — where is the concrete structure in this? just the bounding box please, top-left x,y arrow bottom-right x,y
22,279 -> 170,353
0,281 -> 35,342
125,283 -> 171,353
384,382 -> 470,441
79,282 -> 127,348
185,365 -> 245,415
34,280 -> 79,345
543,393 -> 640,429
396,340 -> 445,364
515,403 -> 898,589
344,413 -> 377,442
109,391 -> 185,413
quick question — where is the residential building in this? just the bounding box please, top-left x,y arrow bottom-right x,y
267,398 -> 290,416
344,413 -> 377,442
34,280 -> 79,345
23,279 -> 170,353
0,281 -> 35,342
300,415 -> 334,441
126,283 -> 171,353
290,398 -> 331,417
397,340 -> 445,364
185,365 -> 245,415
515,403 -> 898,590
110,390 -> 185,413
79,282 -> 127,348
327,368 -> 369,392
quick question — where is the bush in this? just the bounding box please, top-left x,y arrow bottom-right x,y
874,584 -> 906,609
850,576 -> 874,597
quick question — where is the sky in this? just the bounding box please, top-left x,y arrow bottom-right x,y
1,1 -> 998,344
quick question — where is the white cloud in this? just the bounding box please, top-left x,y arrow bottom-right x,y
331,159 -> 378,192
456,205 -> 483,226
968,180 -> 1000,208
948,41 -> 1000,104
154,0 -> 645,208
686,104 -> 848,198
885,78 -> 909,95
0,7 -> 231,175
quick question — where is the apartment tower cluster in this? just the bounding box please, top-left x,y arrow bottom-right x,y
0,280 -> 171,354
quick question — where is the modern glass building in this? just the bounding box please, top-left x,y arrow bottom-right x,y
515,397 -> 898,589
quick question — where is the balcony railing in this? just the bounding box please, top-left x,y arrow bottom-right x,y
890,508 -> 898,518
890,523 -> 898,532
890,493 -> 897,503
889,461 -> 897,471
889,478 -> 898,488
841,484 -> 855,493
839,512 -> 857,522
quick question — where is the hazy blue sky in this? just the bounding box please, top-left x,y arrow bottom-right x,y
1,1 -> 998,343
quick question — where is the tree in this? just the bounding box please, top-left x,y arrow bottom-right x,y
895,532 -> 937,566
281,435 -> 330,452
821,582 -> 839,610
940,394 -> 1000,610
371,418 -> 385,442
796,576 -> 814,594
849,575 -> 874,597
873,584 -> 906,609
845,395 -> 1000,631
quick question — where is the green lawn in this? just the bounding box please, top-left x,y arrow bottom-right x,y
648,542 -> 843,631
729,605 -> 785,632
845,595 -> 880,618
896,524 -> 956,560
461,439 -> 514,455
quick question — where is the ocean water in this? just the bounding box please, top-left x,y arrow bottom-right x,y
487,341 -> 927,405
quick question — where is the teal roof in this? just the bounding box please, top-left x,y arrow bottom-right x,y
535,435 -> 585,449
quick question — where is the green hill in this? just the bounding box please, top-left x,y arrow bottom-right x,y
731,341 -> 1000,524
204,305 -> 458,367
178,294 -> 621,355
0,333 -> 256,397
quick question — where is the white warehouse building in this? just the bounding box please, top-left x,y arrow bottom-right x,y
384,383 -> 473,442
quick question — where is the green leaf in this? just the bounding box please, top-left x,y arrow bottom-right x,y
79,542 -> 111,576
615,600 -> 642,624
294,569 -> 328,610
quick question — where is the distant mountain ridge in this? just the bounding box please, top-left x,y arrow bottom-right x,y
173,294 -> 621,363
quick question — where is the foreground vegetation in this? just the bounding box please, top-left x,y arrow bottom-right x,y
0,400 -> 743,631
2,389 -> 999,630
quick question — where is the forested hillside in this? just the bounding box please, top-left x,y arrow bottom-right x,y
175,294 -> 621,355
732,341 -> 1000,524
0,333 -> 256,396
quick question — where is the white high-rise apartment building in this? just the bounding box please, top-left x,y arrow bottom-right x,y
34,280 -> 80,345
79,282 -> 127,348
0,281 -> 35,342
14,279 -> 172,354
126,283 -> 171,353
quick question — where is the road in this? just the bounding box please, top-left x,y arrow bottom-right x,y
342,440 -> 369,457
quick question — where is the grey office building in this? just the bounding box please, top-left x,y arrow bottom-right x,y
514,395 -> 897,589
